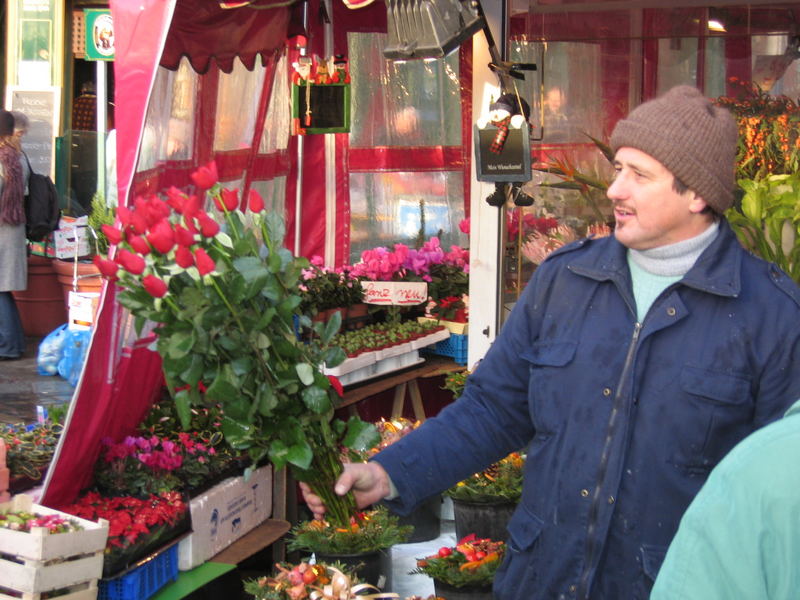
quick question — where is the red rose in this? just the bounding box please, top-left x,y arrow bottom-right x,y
147,221 -> 175,254
101,224 -> 124,245
117,204 -> 132,228
248,189 -> 265,213
215,188 -> 240,212
327,375 -> 344,397
190,160 -> 218,190
117,249 -> 146,275
129,211 -> 149,235
175,245 -> 194,268
128,234 -> 151,255
93,255 -> 119,280
142,274 -> 168,298
174,224 -> 195,247
183,214 -> 198,234
182,194 -> 202,219
197,212 -> 220,237
194,248 -> 215,275
165,186 -> 186,213
146,196 -> 171,225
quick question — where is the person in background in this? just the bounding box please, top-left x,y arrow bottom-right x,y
72,80 -> 98,131
0,110 -> 29,360
11,111 -> 32,193
301,86 -> 800,599
651,398 -> 800,599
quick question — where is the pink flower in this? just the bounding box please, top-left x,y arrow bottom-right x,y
459,218 -> 470,234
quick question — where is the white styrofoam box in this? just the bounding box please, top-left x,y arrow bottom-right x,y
336,350 -> 424,387
68,291 -> 101,330
0,495 -> 109,562
410,327 -> 451,350
362,281 -> 427,306
54,229 -> 91,259
58,216 -> 89,234
376,342 -> 412,361
323,351 -> 377,377
177,465 -> 272,571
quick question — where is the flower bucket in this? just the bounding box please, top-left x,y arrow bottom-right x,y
315,548 -> 392,591
433,578 -> 494,600
452,499 -> 516,543
391,494 -> 442,543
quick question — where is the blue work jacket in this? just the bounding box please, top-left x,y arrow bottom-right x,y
374,220 -> 800,600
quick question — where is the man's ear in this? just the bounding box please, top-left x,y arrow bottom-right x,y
687,192 -> 709,214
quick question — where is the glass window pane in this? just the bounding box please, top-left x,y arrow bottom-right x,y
348,32 -> 462,148
251,177 -> 287,216
656,38 -> 699,94
349,171 -> 467,262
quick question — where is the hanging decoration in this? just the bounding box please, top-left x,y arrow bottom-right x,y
292,54 -> 351,135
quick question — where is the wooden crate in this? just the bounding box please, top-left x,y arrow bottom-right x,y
0,495 -> 109,561
0,495 -> 109,598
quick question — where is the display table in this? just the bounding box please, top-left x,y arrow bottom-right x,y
339,356 -> 465,421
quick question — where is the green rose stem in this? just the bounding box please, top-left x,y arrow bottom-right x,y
297,425 -> 356,528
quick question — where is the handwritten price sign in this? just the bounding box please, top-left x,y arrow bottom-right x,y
362,281 -> 428,305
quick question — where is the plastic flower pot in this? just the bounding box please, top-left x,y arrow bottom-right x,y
452,498 -> 516,543
433,578 -> 494,600
315,547 -> 392,591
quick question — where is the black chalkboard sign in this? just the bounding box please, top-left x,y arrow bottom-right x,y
292,83 -> 351,135
7,87 -> 60,178
474,123 -> 532,183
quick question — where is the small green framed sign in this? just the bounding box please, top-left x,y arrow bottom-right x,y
291,83 -> 351,135
84,9 -> 114,61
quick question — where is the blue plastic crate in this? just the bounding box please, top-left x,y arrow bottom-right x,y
99,544 -> 179,600
422,333 -> 468,365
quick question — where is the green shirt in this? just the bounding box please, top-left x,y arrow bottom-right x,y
651,399 -> 800,599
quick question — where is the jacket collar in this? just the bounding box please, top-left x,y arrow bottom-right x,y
565,219 -> 742,298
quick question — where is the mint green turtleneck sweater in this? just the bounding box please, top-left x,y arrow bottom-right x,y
627,221 -> 719,323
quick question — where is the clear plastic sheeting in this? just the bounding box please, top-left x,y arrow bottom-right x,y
214,58 -> 266,151
138,57 -> 198,172
259,54 -> 291,155
348,32 -> 462,148
349,171 -> 466,262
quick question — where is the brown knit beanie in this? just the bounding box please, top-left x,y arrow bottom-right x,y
610,85 -> 738,214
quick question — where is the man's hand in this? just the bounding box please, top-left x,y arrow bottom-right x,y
299,462 -> 392,520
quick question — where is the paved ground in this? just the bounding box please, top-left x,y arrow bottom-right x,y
0,336 -> 75,424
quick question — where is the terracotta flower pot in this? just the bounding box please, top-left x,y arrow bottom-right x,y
53,258 -> 104,306
12,256 -> 68,336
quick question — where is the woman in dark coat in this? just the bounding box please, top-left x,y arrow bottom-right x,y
0,109 -> 27,359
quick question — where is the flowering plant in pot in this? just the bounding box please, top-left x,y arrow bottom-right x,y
63,490 -> 188,576
411,533 -> 505,596
93,162 -> 380,529
287,505 -> 411,590
244,561 -> 377,600
299,257 -> 364,318
446,452 -> 525,543
446,452 -> 525,505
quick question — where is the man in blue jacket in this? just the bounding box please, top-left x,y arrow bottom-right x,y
302,86 -> 800,599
